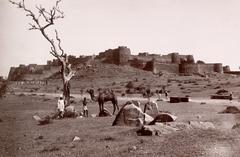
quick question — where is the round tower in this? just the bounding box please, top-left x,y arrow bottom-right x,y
171,53 -> 180,64
186,55 -> 195,64
223,66 -> 230,73
213,63 -> 223,73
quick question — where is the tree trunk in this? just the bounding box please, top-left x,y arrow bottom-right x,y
61,60 -> 72,107
63,80 -> 70,106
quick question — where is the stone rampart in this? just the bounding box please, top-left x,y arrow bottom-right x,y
179,63 -> 223,74
97,46 -> 131,65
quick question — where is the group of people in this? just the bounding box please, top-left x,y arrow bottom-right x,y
57,95 -> 89,119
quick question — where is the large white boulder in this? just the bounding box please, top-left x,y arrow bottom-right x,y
112,101 -> 153,127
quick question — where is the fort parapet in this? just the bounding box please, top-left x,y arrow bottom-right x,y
97,46 -> 131,65
7,46 -> 237,81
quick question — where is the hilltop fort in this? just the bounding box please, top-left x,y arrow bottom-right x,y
7,46 -> 238,81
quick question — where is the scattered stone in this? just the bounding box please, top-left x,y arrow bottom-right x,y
99,108 -> 112,117
188,121 -> 215,129
137,123 -> 178,136
128,146 -> 137,152
68,143 -> 75,148
166,122 -> 191,130
33,115 -> 51,125
232,123 -> 240,130
149,113 -> 177,125
38,145 -> 59,153
73,136 -> 81,142
34,135 -> 43,140
90,114 -> 97,118
196,115 -> 202,119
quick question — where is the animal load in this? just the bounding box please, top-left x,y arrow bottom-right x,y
170,97 -> 189,103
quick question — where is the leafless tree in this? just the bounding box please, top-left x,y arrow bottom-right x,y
10,0 -> 74,105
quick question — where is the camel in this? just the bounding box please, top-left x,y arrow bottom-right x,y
87,89 -> 119,115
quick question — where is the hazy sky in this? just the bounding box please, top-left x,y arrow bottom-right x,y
1,0 -> 240,77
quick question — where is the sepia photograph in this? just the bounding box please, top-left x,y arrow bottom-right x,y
1,0 -> 240,156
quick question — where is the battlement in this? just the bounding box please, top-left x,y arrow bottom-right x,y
97,46 -> 131,65
7,46 -> 237,81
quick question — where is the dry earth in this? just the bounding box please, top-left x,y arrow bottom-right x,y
1,92 -> 240,157
2,65 -> 240,157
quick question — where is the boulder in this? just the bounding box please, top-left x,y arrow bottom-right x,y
149,113 -> 177,125
220,106 -> 240,114
33,115 -> 51,125
99,108 -> 112,117
64,105 -> 77,118
112,101 -> 153,127
145,101 -> 159,117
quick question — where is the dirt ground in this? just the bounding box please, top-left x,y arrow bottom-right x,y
1,92 -> 240,157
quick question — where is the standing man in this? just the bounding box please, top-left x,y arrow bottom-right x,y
57,95 -> 65,118
83,97 -> 88,117
229,91 -> 233,102
165,90 -> 169,100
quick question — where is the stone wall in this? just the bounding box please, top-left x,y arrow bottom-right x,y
129,58 -> 146,69
97,46 -> 131,65
179,63 -> 199,74
179,63 -> 223,74
153,63 -> 179,74
143,59 -> 179,74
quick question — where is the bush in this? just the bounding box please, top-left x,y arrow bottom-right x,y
125,81 -> 134,89
0,81 -> 8,99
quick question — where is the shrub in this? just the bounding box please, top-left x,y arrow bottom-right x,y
0,81 -> 8,99
125,81 -> 134,89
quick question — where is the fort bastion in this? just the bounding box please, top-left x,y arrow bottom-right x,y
8,46 -> 236,81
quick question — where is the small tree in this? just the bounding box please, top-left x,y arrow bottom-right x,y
0,81 -> 8,99
10,0 -> 75,106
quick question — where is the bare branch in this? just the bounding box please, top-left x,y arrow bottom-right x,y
10,0 -> 75,105
55,30 -> 64,56
28,23 -> 39,30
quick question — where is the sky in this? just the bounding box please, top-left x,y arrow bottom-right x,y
1,0 -> 240,77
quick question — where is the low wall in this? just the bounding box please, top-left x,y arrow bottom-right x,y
198,64 -> 215,74
153,63 -> 179,74
179,63 -> 198,74
224,71 -> 240,75
179,63 -> 223,74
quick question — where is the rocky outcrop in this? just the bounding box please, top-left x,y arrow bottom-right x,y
112,101 -> 153,127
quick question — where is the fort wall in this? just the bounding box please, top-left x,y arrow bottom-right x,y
7,46 -> 233,81
179,63 -> 223,74
97,46 -> 131,65
153,63 -> 179,74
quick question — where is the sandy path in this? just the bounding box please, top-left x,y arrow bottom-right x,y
14,92 -> 240,106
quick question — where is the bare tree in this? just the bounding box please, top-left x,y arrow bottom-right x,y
10,0 -> 75,106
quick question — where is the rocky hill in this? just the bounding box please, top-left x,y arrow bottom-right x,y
7,46 -> 240,97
